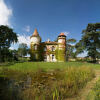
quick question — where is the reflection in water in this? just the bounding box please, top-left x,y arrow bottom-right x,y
0,76 -> 32,100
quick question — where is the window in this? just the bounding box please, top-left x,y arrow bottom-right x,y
44,55 -> 47,59
34,45 -> 37,50
44,55 -> 47,61
52,55 -> 54,60
34,54 -> 38,59
51,46 -> 55,51
44,46 -> 47,51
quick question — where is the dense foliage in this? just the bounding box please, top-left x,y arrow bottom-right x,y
76,23 -> 100,62
0,25 -> 18,62
66,38 -> 77,61
18,43 -> 28,57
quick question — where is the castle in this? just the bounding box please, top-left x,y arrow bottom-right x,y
30,29 -> 66,62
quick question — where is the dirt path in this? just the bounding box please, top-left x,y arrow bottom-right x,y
65,70 -> 100,100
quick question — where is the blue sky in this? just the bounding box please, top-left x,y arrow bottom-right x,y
0,0 -> 100,56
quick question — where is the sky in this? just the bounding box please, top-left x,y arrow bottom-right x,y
0,0 -> 100,57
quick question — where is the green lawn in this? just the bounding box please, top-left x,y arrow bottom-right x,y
0,61 -> 100,72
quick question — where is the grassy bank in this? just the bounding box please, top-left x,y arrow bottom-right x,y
0,62 -> 100,73
0,66 -> 95,100
0,61 -> 99,99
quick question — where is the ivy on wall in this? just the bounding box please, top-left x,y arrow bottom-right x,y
30,44 -> 44,61
55,48 -> 66,62
30,43 -> 66,62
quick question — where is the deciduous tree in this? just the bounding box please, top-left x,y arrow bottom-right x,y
0,25 -> 18,62
76,23 -> 100,62
66,38 -> 76,61
18,43 -> 28,57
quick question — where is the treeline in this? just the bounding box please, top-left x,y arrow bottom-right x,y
0,23 -> 100,63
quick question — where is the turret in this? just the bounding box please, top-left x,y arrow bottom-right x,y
57,33 -> 66,62
30,29 -> 41,44
30,29 -> 41,61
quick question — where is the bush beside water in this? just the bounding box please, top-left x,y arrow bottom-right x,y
0,66 -> 95,100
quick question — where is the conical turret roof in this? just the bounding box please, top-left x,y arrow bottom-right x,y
58,32 -> 66,37
32,29 -> 39,36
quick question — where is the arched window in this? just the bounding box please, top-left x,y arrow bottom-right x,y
44,46 -> 47,51
52,55 -> 54,60
51,46 -> 55,51
34,45 -> 37,50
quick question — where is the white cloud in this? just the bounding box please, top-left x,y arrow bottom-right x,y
18,34 -> 30,46
0,0 -> 12,26
23,25 -> 30,32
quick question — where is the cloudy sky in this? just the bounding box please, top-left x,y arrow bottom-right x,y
0,0 -> 100,56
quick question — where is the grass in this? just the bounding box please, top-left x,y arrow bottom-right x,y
0,66 -> 95,100
0,61 -> 99,100
87,78 -> 100,100
0,61 -> 100,73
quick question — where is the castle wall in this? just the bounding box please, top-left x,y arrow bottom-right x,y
43,44 -> 57,62
30,29 -> 66,62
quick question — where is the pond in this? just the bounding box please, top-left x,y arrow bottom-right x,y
0,75 -> 32,100
0,67 -> 95,100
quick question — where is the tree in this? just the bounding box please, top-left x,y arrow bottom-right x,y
0,25 -> 18,62
66,38 -> 77,61
76,23 -> 100,62
10,49 -> 19,61
18,43 -> 28,57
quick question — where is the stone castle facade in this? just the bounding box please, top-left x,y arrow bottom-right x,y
30,29 -> 66,62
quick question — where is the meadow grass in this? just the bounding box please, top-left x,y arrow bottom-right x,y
86,78 -> 100,100
0,61 -> 99,73
0,61 -> 98,100
1,66 -> 95,100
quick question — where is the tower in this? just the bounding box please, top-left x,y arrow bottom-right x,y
57,33 -> 66,62
30,29 -> 41,61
